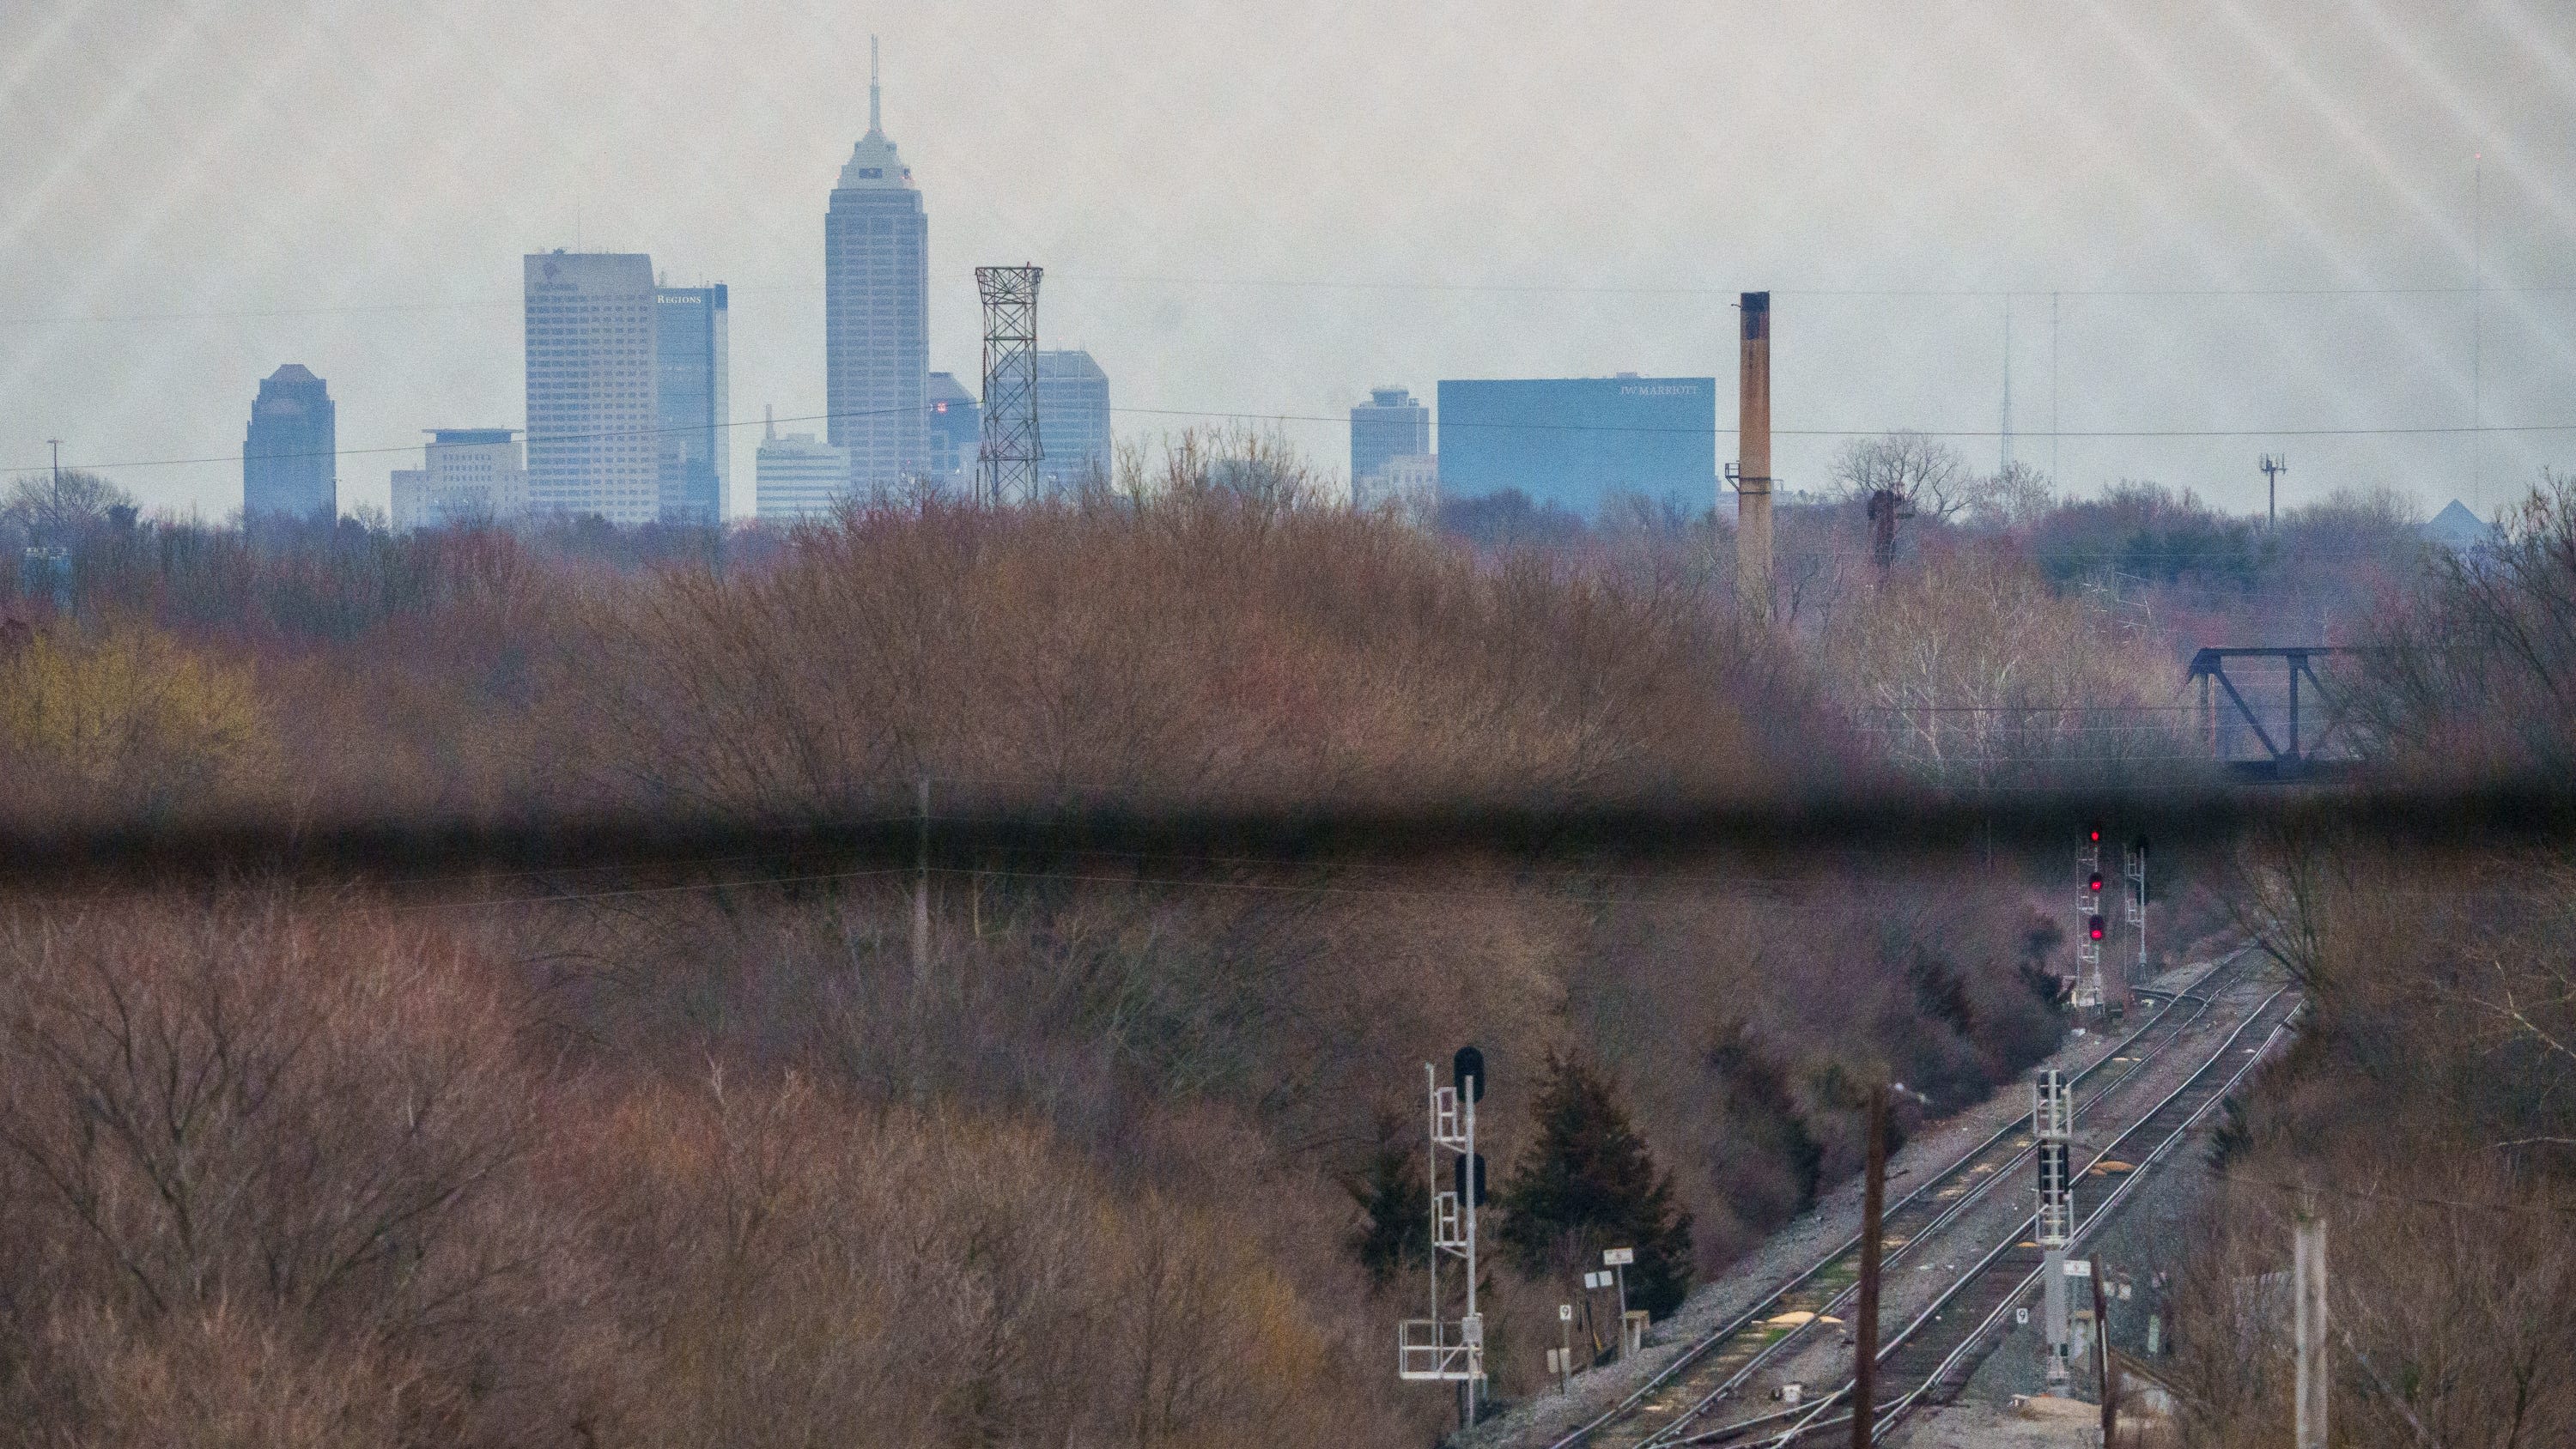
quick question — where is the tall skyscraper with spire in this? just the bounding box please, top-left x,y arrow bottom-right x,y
825,37 -> 928,492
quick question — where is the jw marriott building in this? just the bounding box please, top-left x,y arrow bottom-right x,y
824,43 -> 928,492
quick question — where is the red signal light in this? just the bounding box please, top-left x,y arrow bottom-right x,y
2087,872 -> 2105,894
2088,916 -> 2106,941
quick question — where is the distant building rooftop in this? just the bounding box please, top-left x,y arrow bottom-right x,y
2422,499 -> 2499,551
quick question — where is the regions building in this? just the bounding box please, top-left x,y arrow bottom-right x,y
825,45 -> 928,492
525,251 -> 658,524
926,371 -> 980,492
1435,374 -> 1716,518
1350,386 -> 1429,494
654,283 -> 729,524
390,429 -> 528,531
242,363 -> 337,523
756,411 -> 854,523
1036,349 -> 1111,493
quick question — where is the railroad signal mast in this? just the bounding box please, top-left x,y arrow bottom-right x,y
1400,1047 -> 1488,1425
2124,836 -> 2149,985
2075,823 -> 2107,1016
2033,1067 -> 2077,1384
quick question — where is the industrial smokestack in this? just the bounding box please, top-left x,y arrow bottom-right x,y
1736,292 -> 1773,620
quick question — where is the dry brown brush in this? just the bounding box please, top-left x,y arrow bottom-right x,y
2170,844 -> 2576,1446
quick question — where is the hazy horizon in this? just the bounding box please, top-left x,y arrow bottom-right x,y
6,0 -> 2573,523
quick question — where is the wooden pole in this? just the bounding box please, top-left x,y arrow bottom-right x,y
2294,1210 -> 2328,1449
1850,1082 -> 1887,1449
912,775 -> 931,991
2091,1255 -> 2113,1445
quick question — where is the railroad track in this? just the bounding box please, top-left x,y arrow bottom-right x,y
1735,980 -> 2301,1446
1541,949 -> 2260,1449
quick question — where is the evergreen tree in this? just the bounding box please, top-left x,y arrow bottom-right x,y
1497,1053 -> 1694,1317
1343,1109 -> 1429,1288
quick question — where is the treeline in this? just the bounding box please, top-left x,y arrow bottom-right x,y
2160,475 -> 2576,1445
0,894 -> 1395,1447
2170,842 -> 2576,1445
0,864 -> 2085,1445
0,439 -> 2174,1443
2,457 -> 1837,827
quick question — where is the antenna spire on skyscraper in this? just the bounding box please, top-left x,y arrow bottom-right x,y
868,35 -> 882,138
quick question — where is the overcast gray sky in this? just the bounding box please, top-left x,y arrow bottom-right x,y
4,0 -> 2572,522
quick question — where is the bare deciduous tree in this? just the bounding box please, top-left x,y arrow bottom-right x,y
2,468 -> 133,549
1970,459 -> 2057,530
1831,432 -> 1984,568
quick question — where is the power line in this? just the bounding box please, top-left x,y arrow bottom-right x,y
1077,277 -> 2576,300
9,403 -> 922,475
15,277 -> 2576,328
1116,407 -> 2576,441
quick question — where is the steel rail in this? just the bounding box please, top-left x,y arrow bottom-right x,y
1625,957 -> 2263,1448
1741,984 -> 2296,1446
1619,955 -> 2252,1449
1870,1002 -> 2300,1441
1538,948 -> 2251,1449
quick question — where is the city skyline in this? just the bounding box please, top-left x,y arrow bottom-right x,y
8,3 -> 2575,524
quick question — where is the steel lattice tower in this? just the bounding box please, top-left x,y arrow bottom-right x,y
975,265 -> 1042,506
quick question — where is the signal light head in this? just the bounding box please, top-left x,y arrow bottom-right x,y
2088,916 -> 2106,940
2087,872 -> 2105,893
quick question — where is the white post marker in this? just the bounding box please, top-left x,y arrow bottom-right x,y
1604,1246 -> 1634,1330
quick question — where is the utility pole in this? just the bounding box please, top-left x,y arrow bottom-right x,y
2090,1254 -> 2113,1443
912,776 -> 932,992
2260,454 -> 2286,530
47,439 -> 62,488
2294,1206 -> 2328,1449
1850,1081 -> 1887,1449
